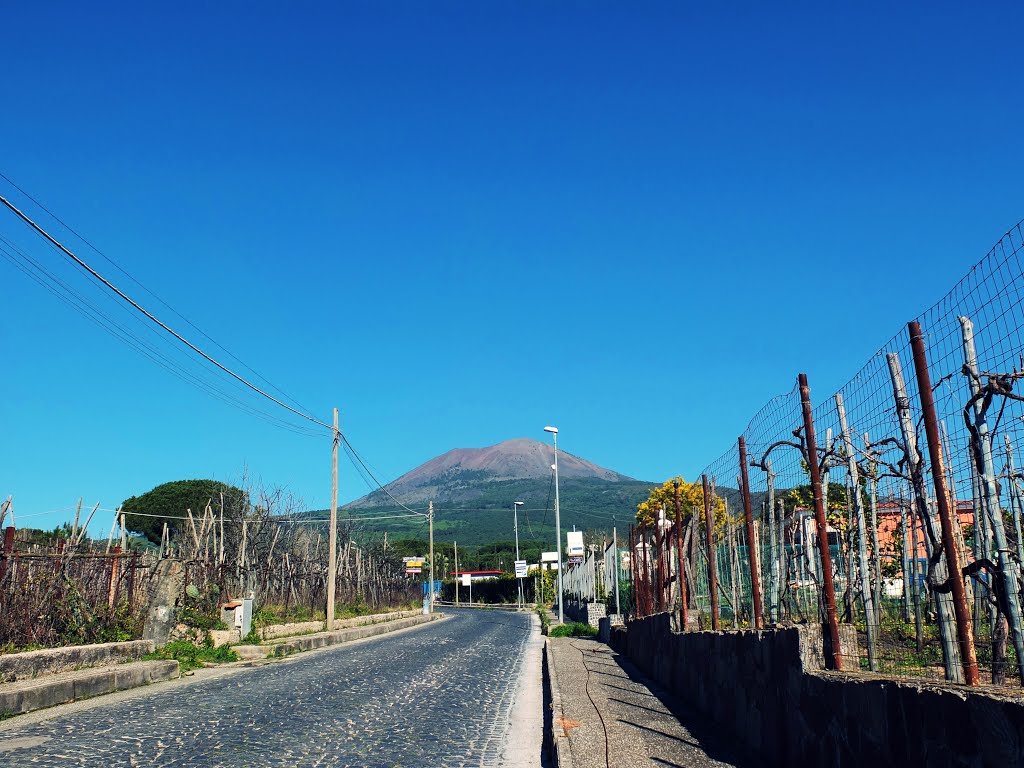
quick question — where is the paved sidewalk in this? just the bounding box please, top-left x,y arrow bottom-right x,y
547,638 -> 758,768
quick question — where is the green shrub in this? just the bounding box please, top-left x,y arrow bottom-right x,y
537,607 -> 551,635
145,640 -> 239,671
548,622 -> 598,638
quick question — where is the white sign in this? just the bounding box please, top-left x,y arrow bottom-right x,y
566,531 -> 585,557
461,574 -> 472,587
514,560 -> 528,578
541,551 -> 559,563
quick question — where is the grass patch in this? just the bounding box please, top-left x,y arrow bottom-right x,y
144,640 -> 239,672
537,606 -> 552,636
548,622 -> 598,638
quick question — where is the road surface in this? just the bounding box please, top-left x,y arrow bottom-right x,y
0,608 -> 540,768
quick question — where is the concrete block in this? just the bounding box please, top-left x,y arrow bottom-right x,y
73,673 -> 116,700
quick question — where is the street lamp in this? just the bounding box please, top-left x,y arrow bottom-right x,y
513,501 -> 524,609
544,425 -> 564,624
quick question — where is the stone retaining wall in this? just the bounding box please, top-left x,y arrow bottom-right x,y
0,640 -> 155,683
612,613 -> 1024,767
563,599 -> 606,628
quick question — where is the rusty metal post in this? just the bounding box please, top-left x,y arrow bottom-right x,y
798,373 -> 844,670
738,437 -> 764,629
0,526 -> 14,583
702,474 -> 720,630
674,480 -> 688,631
908,321 -> 980,686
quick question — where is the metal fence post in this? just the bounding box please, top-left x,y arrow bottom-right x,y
908,320 -> 979,686
798,373 -> 844,671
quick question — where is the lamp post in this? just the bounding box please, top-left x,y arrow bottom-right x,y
544,425 -> 564,624
514,501 -> 524,609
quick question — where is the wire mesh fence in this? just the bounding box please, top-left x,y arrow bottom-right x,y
618,219 -> 1024,690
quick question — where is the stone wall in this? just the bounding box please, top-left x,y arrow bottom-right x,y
611,613 -> 1024,767
563,598 -> 606,628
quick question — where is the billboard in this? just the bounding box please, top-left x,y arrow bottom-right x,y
566,531 -> 585,557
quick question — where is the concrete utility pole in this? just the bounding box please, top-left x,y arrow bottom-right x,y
613,526 -> 621,616
328,407 -> 339,629
429,501 -> 435,614
545,426 -> 564,624
454,540 -> 459,605
514,501 -> 524,609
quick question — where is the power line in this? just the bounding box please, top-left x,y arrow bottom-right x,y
0,238 -> 324,437
0,192 -> 335,433
111,510 -> 425,524
0,171 -> 315,417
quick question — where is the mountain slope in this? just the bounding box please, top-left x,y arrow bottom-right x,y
331,438 -> 654,545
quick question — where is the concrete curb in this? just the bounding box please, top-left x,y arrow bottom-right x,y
233,613 -> 442,660
0,640 -> 156,683
543,638 -> 574,768
0,659 -> 180,716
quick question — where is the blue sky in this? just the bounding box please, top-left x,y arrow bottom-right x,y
2,2 -> 1022,534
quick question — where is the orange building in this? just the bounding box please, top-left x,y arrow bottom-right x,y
873,500 -> 975,564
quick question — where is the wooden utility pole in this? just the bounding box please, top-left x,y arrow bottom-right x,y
328,407 -> 339,630
908,321 -> 979,686
798,373 -> 843,671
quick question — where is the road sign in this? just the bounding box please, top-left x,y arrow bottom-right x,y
405,567 -> 422,575
514,560 -> 528,578
403,557 -> 425,568
568,556 -> 584,566
461,574 -> 472,587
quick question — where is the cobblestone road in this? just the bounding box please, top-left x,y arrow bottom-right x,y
0,609 -> 536,768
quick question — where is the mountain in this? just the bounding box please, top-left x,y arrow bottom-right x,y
330,438 -> 655,546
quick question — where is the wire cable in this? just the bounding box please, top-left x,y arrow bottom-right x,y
0,171 -> 315,417
0,193 -> 335,432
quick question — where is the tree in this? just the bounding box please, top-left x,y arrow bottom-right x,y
786,482 -> 849,529
635,476 -> 725,529
122,479 -> 249,545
